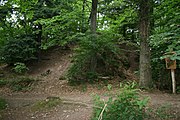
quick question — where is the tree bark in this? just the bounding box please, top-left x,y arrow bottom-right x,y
90,0 -> 98,72
139,0 -> 152,88
90,0 -> 98,33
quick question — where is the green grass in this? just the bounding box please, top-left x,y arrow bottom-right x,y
0,80 -> 8,87
0,77 -> 37,91
0,98 -> 7,110
146,103 -> 177,120
31,97 -> 62,111
155,104 -> 176,119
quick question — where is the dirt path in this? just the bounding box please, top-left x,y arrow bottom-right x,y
1,48 -> 93,120
1,47 -> 180,120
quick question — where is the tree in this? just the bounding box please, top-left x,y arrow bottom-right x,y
90,0 -> 98,33
139,0 -> 152,88
90,0 -> 98,72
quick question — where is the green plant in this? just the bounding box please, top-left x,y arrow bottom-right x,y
150,0 -> 180,90
92,83 -> 149,120
0,77 -> 35,91
67,31 -> 125,84
155,104 -> 175,119
0,97 -> 7,110
12,62 -> 29,74
146,103 -> 176,120
9,77 -> 35,91
0,34 -> 37,64
81,84 -> 87,92
177,86 -> 180,93
107,84 -> 112,91
0,79 -> 7,87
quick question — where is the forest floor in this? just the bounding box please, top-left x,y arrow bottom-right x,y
0,47 -> 180,120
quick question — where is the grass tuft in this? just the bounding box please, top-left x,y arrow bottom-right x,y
31,97 -> 61,111
0,98 -> 7,110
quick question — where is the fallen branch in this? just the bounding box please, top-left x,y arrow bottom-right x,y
98,100 -> 107,120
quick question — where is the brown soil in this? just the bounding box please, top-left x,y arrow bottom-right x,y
0,47 -> 180,120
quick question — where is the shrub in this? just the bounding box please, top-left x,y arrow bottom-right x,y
67,31 -> 126,83
9,77 -> 35,91
92,83 -> 149,120
12,62 -> 29,74
0,34 -> 37,64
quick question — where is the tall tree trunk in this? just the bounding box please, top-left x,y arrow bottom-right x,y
90,0 -> 98,72
90,0 -> 98,33
139,0 -> 152,88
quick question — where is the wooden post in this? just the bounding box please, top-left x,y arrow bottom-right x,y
164,52 -> 176,94
171,69 -> 176,94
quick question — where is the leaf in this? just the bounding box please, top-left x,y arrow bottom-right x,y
137,97 -> 149,109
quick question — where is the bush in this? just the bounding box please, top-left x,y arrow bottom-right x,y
9,77 -> 35,91
67,31 -> 126,83
0,34 -> 37,64
92,83 -> 149,120
0,77 -> 36,91
12,62 -> 29,74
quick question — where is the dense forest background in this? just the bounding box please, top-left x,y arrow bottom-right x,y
0,0 -> 180,90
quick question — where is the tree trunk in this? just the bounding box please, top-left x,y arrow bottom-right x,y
81,0 -> 86,33
90,0 -> 98,33
139,0 -> 152,88
90,0 -> 98,72
37,24 -> 42,61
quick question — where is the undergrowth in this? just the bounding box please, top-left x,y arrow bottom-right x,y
92,82 -> 178,120
0,97 -> 7,120
92,83 -> 149,120
0,77 -> 36,91
31,97 -> 61,111
12,62 -> 29,74
67,31 -> 127,84
0,98 -> 7,110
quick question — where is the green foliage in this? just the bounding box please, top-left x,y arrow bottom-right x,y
177,86 -> 180,93
67,31 -> 125,83
0,80 -> 7,87
0,77 -> 36,91
34,0 -> 88,49
107,84 -> 112,91
9,77 -> 35,91
98,0 -> 138,41
0,98 -> 7,110
12,62 -> 29,74
160,50 -> 180,61
92,83 -> 149,120
0,0 -> 179,90
146,104 -> 176,120
0,34 -> 37,64
155,104 -> 175,119
150,0 -> 180,89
